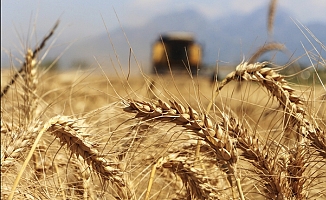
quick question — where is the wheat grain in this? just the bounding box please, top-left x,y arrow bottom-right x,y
47,116 -> 127,187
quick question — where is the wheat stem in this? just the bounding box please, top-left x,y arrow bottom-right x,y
236,178 -> 245,200
145,162 -> 158,200
8,118 -> 51,200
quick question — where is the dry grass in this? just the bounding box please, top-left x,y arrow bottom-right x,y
1,2 -> 326,199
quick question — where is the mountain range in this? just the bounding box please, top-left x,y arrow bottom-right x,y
3,6 -> 326,74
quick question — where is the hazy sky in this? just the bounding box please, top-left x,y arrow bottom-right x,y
2,1 -> 326,36
2,0 -> 326,59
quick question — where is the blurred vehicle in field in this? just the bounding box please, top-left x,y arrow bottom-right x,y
151,32 -> 202,74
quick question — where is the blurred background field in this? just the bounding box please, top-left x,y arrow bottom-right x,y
2,1 -> 326,74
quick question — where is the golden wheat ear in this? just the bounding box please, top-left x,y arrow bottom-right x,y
1,20 -> 59,98
218,62 -> 325,155
9,115 -> 132,200
47,116 -> 127,186
158,154 -> 221,199
268,0 -> 278,36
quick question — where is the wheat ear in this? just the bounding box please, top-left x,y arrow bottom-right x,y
220,111 -> 291,198
71,155 -> 95,200
217,61 -> 323,197
123,99 -> 243,198
1,49 -> 40,171
47,116 -> 127,187
124,99 -> 238,164
157,153 -> 221,200
268,0 -> 278,36
1,122 -> 41,171
218,62 -> 325,155
22,49 -> 38,125
1,49 -> 38,170
9,115 -> 130,200
1,20 -> 59,98
145,141 -> 218,199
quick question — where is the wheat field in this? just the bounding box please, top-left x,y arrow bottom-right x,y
1,3 -> 326,200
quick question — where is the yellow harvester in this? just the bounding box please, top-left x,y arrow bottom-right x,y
152,32 -> 202,74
